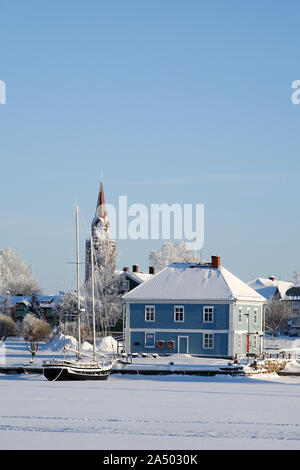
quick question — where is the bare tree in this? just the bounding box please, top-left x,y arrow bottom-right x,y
0,314 -> 18,344
149,241 -> 204,271
23,314 -> 51,363
265,298 -> 292,339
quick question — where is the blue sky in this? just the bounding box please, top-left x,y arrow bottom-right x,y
1,0 -> 300,293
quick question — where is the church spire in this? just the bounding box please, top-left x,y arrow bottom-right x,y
95,169 -> 106,219
85,170 -> 116,283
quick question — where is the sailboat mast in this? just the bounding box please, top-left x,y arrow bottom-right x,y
90,235 -> 97,361
75,205 -> 81,359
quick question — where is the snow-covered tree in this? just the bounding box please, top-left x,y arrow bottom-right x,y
84,238 -> 122,335
0,248 -> 42,296
55,292 -> 78,321
0,314 -> 18,344
27,293 -> 42,319
293,270 -> 300,285
23,314 -> 51,363
149,241 -> 205,272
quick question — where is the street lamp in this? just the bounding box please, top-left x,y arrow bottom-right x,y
244,311 -> 250,361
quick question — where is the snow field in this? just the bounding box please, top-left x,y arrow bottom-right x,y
1,335 -> 300,450
0,372 -> 300,450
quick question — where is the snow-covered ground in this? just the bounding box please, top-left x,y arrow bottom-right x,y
0,336 -> 300,450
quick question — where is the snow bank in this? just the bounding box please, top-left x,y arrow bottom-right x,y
45,334 -> 78,352
281,360 -> 300,373
96,336 -> 118,353
44,334 -> 118,354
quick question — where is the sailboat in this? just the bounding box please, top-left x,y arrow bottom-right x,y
43,206 -> 114,381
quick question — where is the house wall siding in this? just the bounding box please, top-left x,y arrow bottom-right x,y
129,303 -> 230,330
129,329 -> 229,356
126,300 -> 265,357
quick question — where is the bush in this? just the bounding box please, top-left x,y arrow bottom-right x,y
0,314 -> 18,342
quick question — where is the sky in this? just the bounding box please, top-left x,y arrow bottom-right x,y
0,0 -> 300,293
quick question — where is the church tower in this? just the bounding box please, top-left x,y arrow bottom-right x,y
85,173 -> 116,282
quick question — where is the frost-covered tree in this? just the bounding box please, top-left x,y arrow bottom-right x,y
27,293 -> 42,319
149,241 -> 205,272
265,299 -> 292,339
0,314 -> 18,344
84,238 -> 122,335
293,270 -> 300,285
54,292 -> 92,343
0,248 -> 42,296
55,292 -> 78,322
23,314 -> 51,363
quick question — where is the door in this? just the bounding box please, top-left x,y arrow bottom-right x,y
145,332 -> 155,348
178,336 -> 189,354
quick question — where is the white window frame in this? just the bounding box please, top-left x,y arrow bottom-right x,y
203,333 -> 214,349
246,307 -> 250,324
123,279 -> 130,292
203,306 -> 214,323
238,307 -> 242,323
145,305 -> 155,322
254,309 -> 257,324
174,305 -> 184,322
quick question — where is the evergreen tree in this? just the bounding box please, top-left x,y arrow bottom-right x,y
27,293 -> 42,319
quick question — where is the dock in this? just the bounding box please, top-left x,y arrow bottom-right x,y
0,364 -> 245,377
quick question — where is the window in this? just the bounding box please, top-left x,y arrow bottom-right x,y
253,335 -> 257,349
145,305 -> 155,322
203,333 -> 214,349
174,306 -> 184,322
254,309 -> 257,324
123,279 -> 130,292
246,308 -> 250,323
238,307 -> 242,322
238,334 -> 242,349
145,332 -> 155,348
203,306 -> 214,323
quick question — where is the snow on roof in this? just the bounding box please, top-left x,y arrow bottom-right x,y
248,277 -> 293,298
127,272 -> 153,283
116,270 -> 153,284
123,263 -> 265,303
0,295 -> 61,307
254,286 -> 279,300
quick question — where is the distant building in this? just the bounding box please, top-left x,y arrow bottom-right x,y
0,295 -> 62,327
123,256 -> 266,358
117,265 -> 155,294
281,285 -> 300,335
248,276 -> 293,301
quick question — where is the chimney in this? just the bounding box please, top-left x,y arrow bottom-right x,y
149,266 -> 155,275
123,267 -> 129,272
211,255 -> 220,268
132,265 -> 138,273
269,276 -> 275,281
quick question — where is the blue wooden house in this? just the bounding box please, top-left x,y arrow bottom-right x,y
122,256 -> 266,358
